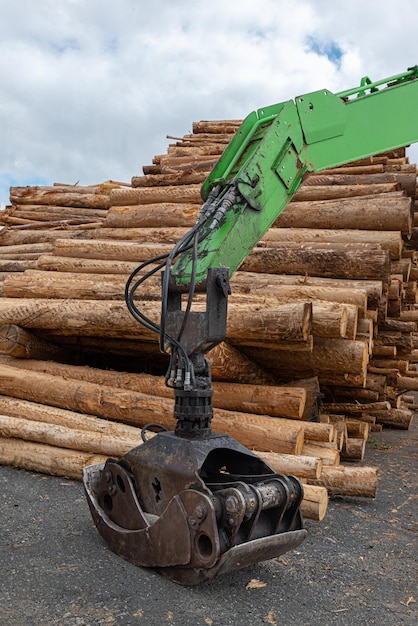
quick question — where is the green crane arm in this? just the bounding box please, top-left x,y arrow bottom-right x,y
172,66 -> 418,286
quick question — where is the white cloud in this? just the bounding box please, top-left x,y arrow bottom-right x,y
1,0 -> 418,209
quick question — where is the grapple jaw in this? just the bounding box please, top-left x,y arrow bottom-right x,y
83,431 -> 307,585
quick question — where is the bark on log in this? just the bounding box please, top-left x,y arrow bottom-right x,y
0,298 -> 313,344
304,172 -> 416,196
237,274 -> 382,308
208,342 -> 278,385
255,451 -> 322,479
0,242 -> 54,255
0,325 -> 73,361
242,338 -> 369,386
0,395 -> 145,440
366,408 -> 414,429
307,465 -> 378,497
0,228 -> 95,246
131,172 -> 206,188
93,226 -> 190,243
0,363 -> 304,454
9,190 -> 111,209
274,193 -> 413,235
231,273 -> 369,315
321,385 -> 379,403
0,437 -> 106,480
192,120 -> 241,134
0,415 -> 140,457
239,247 -> 391,281
5,206 -> 108,221
1,271 -> 356,338
109,184 -> 202,206
0,260 -> 38,272
37,255 -> 139,274
321,401 -> 391,415
321,164 -> 385,174
104,204 -> 199,228
0,354 -> 335,440
2,271 -> 130,301
0,357 -> 306,419
283,377 -> 322,421
301,443 -> 340,465
298,484 -> 328,521
263,228 -> 402,260
52,238 -> 173,261
293,182 -> 401,201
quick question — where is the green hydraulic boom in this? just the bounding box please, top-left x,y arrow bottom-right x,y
172,66 -> 418,287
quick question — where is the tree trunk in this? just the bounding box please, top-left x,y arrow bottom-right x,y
0,415 -> 139,457
37,255 -> 139,274
0,395 -> 145,440
301,443 -> 340,465
0,356 -> 306,419
0,363 -> 304,454
109,184 -> 202,206
293,182 -> 401,201
240,246 -> 391,281
263,228 -> 402,260
231,272 -> 369,315
0,437 -> 106,480
0,298 -> 313,344
104,204 -> 199,228
94,226 -> 189,242
304,172 -> 416,196
242,338 -> 369,385
298,484 -> 328,521
10,190 -> 111,209
0,324 -> 73,361
255,451 -> 322,479
307,465 -> 378,497
274,193 -> 413,235
131,172 -> 206,188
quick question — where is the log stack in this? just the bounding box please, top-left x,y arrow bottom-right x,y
1,118 -> 417,523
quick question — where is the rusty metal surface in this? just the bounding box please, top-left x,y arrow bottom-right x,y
83,430 -> 305,584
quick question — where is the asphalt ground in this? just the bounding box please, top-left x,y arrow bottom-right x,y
1,420 -> 417,626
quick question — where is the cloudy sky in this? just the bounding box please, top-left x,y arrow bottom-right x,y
1,0 -> 418,209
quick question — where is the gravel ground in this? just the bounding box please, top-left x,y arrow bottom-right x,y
1,420 -> 417,626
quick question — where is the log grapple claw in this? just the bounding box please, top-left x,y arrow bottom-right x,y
83,430 -> 307,585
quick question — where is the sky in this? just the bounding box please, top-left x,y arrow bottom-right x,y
1,0 -> 418,209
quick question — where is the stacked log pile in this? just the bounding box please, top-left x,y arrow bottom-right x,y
0,181 -> 128,282
1,118 -> 417,523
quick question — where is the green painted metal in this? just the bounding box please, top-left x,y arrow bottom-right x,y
173,67 -> 418,286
